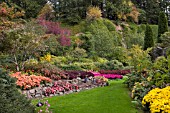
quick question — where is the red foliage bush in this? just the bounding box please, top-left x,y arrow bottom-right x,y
24,63 -> 67,80
65,71 -> 94,80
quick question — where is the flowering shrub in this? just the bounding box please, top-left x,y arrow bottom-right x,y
10,72 -> 52,89
95,74 -> 123,79
45,81 -> 79,96
40,53 -> 52,62
102,74 -> 123,79
90,71 -> 123,79
36,100 -> 52,113
94,76 -> 108,82
99,70 -> 131,75
142,86 -> 170,113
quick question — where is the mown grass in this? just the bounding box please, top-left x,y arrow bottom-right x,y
32,80 -> 142,113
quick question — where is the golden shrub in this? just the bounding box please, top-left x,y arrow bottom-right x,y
86,6 -> 102,20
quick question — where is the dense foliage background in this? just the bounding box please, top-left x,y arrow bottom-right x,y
0,0 -> 170,112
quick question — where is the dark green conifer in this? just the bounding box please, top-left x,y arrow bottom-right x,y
158,11 -> 168,43
0,68 -> 35,113
144,24 -> 154,50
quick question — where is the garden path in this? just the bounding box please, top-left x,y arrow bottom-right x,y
34,80 -> 142,113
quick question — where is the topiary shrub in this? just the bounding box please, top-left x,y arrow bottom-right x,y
144,24 -> 154,50
0,68 -> 35,113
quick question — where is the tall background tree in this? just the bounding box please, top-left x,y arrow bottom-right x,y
131,0 -> 170,24
48,0 -> 139,24
1,0 -> 47,18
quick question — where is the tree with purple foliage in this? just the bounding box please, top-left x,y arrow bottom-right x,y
37,18 -> 71,47
58,29 -> 71,46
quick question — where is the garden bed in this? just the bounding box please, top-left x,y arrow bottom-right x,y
22,77 -> 108,98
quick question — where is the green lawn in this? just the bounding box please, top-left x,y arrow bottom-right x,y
33,80 -> 142,113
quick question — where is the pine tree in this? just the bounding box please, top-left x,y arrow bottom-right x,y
0,68 -> 35,113
144,24 -> 154,50
158,11 -> 168,43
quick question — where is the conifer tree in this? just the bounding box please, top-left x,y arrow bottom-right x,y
144,24 -> 154,50
158,11 -> 168,43
0,68 -> 35,113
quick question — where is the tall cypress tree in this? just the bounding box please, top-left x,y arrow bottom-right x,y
158,11 -> 168,43
144,24 -> 154,50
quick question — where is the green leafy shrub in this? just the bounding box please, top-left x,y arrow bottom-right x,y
51,56 -> 68,65
153,56 -> 168,73
59,64 -> 82,71
150,25 -> 158,42
137,24 -> 146,33
70,47 -> 87,60
138,9 -> 146,24
65,13 -> 81,25
123,24 -> 144,49
127,45 -> 152,72
70,21 -> 86,35
93,57 -> 108,63
111,46 -> 128,64
152,56 -> 170,88
79,32 -> 93,54
44,34 -> 59,56
103,19 -> 116,31
73,62 -> 97,71
0,68 -> 35,113
0,54 -> 16,70
95,60 -> 124,70
87,19 -> 116,58
78,58 -> 93,63
160,32 -> 170,48
24,58 -> 39,72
